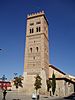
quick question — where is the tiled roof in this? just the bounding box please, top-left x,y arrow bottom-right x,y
49,64 -> 66,75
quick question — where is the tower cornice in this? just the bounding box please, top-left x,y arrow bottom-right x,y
27,11 -> 49,25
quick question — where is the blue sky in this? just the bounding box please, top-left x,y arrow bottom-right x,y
0,0 -> 75,80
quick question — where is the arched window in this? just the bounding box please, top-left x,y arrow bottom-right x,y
32,28 -> 34,33
30,28 -> 34,33
39,27 -> 41,32
30,29 -> 32,33
36,27 -> 38,32
36,27 -> 41,32
30,48 -> 32,53
36,47 -> 38,52
33,56 -> 35,60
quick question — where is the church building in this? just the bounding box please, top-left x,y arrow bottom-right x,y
49,64 -> 75,96
11,11 -> 75,96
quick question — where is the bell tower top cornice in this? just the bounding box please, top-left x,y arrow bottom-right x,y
27,11 -> 48,25
27,11 -> 44,18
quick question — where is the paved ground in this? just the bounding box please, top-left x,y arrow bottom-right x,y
0,91 -> 64,100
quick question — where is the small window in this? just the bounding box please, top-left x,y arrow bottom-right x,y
36,27 -> 41,32
32,28 -> 34,33
36,47 -> 38,52
39,27 -> 41,32
30,29 -> 32,33
33,56 -> 35,59
30,48 -> 32,53
36,22 -> 41,24
30,23 -> 34,26
36,27 -> 38,32
30,28 -> 34,33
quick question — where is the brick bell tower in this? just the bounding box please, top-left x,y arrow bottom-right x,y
23,11 -> 49,94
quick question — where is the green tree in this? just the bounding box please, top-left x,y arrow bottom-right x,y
34,74 -> 42,94
13,75 -> 23,89
52,72 -> 56,95
46,79 -> 51,92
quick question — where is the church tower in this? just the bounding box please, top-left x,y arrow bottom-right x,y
23,11 -> 49,94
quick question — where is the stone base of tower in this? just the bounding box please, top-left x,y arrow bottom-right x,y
39,69 -> 47,95
21,70 -> 47,95
22,72 -> 36,95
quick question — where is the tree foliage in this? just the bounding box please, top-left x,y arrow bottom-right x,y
34,74 -> 42,93
52,72 -> 56,95
0,75 -> 7,81
13,75 -> 23,89
46,79 -> 51,92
